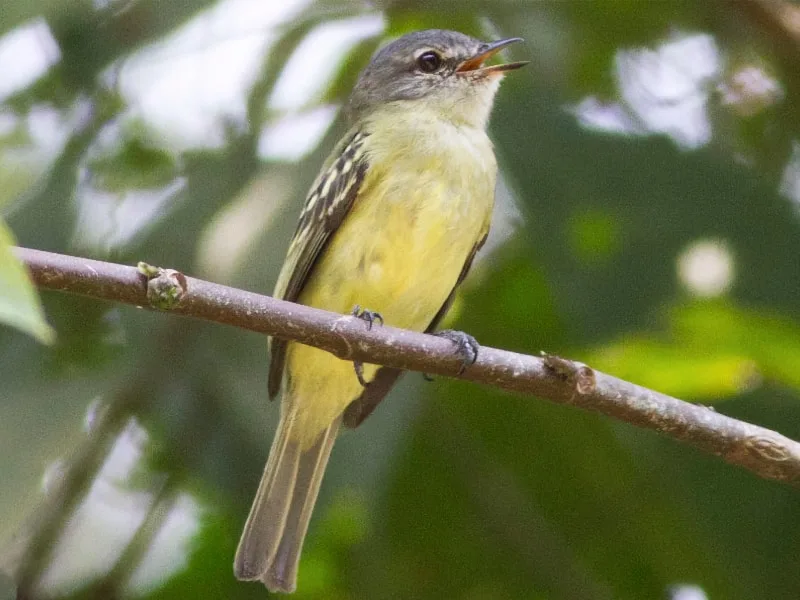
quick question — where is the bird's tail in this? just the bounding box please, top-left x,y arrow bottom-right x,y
234,410 -> 340,593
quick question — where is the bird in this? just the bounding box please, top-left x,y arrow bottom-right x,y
234,28 -> 527,593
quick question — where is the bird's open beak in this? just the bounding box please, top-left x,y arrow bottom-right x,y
456,37 -> 528,75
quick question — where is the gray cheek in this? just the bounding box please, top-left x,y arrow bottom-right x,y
387,79 -> 428,102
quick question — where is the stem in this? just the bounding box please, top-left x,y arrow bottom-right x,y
15,246 -> 800,487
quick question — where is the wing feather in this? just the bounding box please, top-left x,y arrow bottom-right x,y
268,130 -> 370,398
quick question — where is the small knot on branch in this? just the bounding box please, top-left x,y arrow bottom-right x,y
138,263 -> 187,310
541,352 -> 597,396
745,435 -> 791,463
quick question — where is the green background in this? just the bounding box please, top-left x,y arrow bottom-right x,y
2,1 -> 800,598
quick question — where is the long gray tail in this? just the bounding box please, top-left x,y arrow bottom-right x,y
234,412 -> 340,593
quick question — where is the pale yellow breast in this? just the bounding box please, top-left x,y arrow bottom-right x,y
284,109 -> 497,445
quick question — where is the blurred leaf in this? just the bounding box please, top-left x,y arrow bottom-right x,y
588,335 -> 756,399
43,299 -> 125,372
385,8 -> 477,38
568,207 -> 622,264
673,301 -> 800,391
0,221 -> 54,344
320,37 -> 382,105
4,2 -> 800,599
87,133 -> 177,192
0,116 -> 44,207
314,490 -> 368,548
553,1 -> 703,100
586,301 -> 800,400
0,569 -> 15,600
141,484 -> 261,600
293,490 -> 368,599
458,239 -> 564,353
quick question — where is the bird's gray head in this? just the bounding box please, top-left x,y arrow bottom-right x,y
346,29 -> 527,128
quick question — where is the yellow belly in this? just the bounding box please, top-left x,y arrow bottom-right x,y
283,117 -> 496,445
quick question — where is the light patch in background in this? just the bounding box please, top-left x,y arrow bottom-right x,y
483,173 -> 523,258
268,15 -> 384,111
677,239 -> 735,297
0,111 -> 16,136
571,33 -> 721,149
41,459 -> 66,495
37,419 -> 152,596
668,584 -> 709,600
0,103 -> 88,209
196,172 -> 295,279
83,397 -> 106,433
71,176 -> 187,254
0,19 -> 60,103
124,492 -> 204,597
571,97 -> 645,135
718,64 -> 783,117
36,417 -> 203,597
258,104 -> 338,161
118,0 -> 313,149
26,102 -> 86,157
780,140 -> 800,211
93,0 -> 127,9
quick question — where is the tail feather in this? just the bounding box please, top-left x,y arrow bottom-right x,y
268,422 -> 338,591
234,412 -> 340,593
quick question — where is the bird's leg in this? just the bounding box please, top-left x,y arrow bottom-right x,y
351,304 -> 384,330
351,305 -> 384,386
353,361 -> 368,387
432,329 -> 480,374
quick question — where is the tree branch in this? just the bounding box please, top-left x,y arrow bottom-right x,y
733,0 -> 800,56
14,246 -> 800,487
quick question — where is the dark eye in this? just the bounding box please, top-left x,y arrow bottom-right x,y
417,50 -> 442,73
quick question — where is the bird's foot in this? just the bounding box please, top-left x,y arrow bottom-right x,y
353,360 -> 368,387
351,305 -> 384,386
351,304 -> 384,331
433,329 -> 480,375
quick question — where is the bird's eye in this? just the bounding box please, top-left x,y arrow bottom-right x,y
417,50 -> 442,73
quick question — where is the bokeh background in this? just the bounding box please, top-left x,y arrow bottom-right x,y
2,1 -> 800,598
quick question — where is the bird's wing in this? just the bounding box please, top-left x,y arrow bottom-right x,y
342,232 -> 488,428
268,129 -> 370,398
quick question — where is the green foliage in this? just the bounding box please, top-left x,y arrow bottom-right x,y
0,221 -> 54,343
589,301 -> 800,398
568,207 -> 623,264
88,132 -> 177,193
2,1 -> 800,599
141,489 -> 258,600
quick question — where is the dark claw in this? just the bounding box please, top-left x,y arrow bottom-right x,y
433,329 -> 480,374
354,360 -> 368,387
351,304 -> 384,331
350,305 -> 383,385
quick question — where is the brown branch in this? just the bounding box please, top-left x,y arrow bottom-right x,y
731,0 -> 800,63
736,0 -> 800,43
14,246 -> 800,488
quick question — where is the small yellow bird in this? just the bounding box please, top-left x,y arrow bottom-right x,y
234,29 -> 526,593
